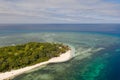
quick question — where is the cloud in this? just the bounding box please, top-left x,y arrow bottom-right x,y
0,0 -> 120,23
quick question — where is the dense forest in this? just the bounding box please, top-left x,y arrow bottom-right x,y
0,42 -> 69,72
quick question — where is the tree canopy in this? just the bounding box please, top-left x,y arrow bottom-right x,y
0,42 -> 69,72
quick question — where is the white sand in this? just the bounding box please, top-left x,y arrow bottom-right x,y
0,49 -> 73,80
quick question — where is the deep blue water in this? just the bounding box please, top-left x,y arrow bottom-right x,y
0,24 -> 120,33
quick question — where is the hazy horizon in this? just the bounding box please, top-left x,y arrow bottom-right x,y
0,24 -> 120,34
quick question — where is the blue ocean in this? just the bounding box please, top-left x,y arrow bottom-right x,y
0,24 -> 120,80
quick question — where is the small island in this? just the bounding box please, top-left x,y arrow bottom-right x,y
0,42 -> 69,72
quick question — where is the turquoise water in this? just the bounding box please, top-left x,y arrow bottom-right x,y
0,32 -> 120,80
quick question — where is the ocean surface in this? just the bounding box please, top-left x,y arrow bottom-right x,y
0,24 -> 120,80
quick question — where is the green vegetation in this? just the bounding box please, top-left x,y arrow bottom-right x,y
0,42 -> 69,72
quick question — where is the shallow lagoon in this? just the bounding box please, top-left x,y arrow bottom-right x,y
0,32 -> 120,80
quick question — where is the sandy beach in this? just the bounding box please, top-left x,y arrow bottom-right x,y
0,47 -> 74,80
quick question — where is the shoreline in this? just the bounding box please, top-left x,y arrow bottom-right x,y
0,47 -> 74,80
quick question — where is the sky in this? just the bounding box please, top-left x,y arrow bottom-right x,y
0,0 -> 120,23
